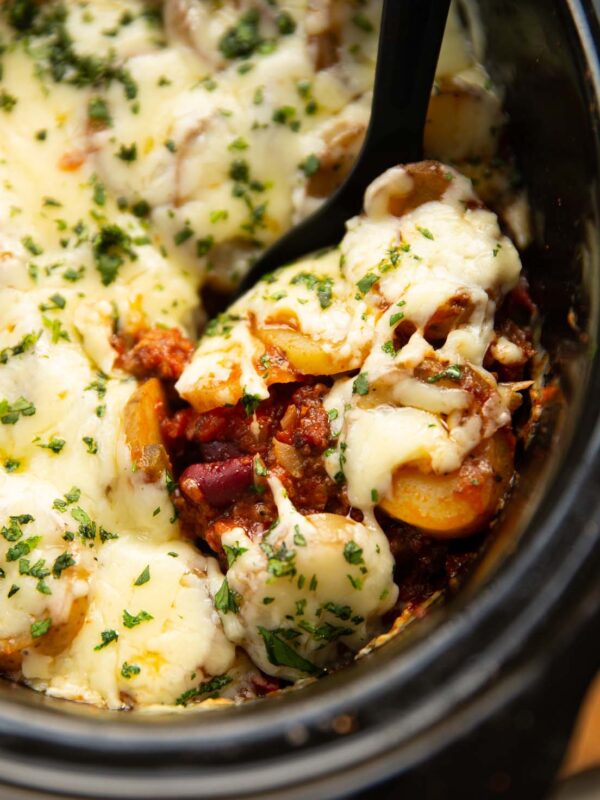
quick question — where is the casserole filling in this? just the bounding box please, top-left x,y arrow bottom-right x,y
0,0 -> 537,709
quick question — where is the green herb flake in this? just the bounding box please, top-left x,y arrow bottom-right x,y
214,578 -> 241,614
258,627 -> 322,676
52,552 -> 76,578
175,674 -> 232,707
88,96 -> 112,127
0,330 -> 40,364
94,629 -> 118,651
343,541 -> 364,565
0,89 -> 17,112
219,9 -> 262,60
276,11 -> 296,35
122,609 -> 154,628
133,564 -> 150,586
299,154 -> 320,177
121,662 -> 141,679
116,142 -> 137,162
223,542 -> 248,568
0,396 -> 36,425
427,364 -> 463,383
31,618 -> 52,638
356,273 -> 378,295
241,389 -> 261,417
352,372 -> 369,396
416,225 -> 434,240
82,436 -> 98,454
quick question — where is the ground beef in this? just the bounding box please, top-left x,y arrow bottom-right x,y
114,327 -> 194,381
165,382 -> 348,560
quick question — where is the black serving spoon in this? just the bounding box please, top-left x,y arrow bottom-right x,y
235,0 -> 451,296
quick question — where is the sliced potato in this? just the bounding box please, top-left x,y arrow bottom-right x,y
425,82 -> 504,162
380,429 -> 514,538
123,378 -> 170,480
256,326 -> 364,375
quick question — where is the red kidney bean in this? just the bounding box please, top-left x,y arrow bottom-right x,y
180,456 -> 254,507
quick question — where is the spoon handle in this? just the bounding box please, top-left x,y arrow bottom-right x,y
236,0 -> 451,294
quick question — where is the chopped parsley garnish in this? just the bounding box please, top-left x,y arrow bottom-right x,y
31,618 -> 52,638
261,541 -> 296,578
0,396 -> 36,425
0,330 -> 40,364
39,293 -> 66,311
92,224 -> 136,286
196,236 -> 214,257
214,578 -> 240,614
254,457 -> 268,478
37,436 -> 65,453
276,11 -> 296,35
3,458 -> 20,473
258,627 -> 322,676
352,372 -> 369,396
88,96 -> 112,127
299,154 -> 320,177
223,542 -> 248,568
42,315 -> 70,344
416,225 -> 434,240
343,541 -> 364,565
4,1 -> 138,98
52,552 -> 75,578
174,224 -> 194,245
389,311 -> 405,327
94,629 -> 118,650
293,528 -> 307,547
121,662 -> 141,679
299,619 -> 354,642
53,486 -> 81,511
382,340 -> 398,356
322,602 -> 354,622
347,574 -> 363,590
228,137 -> 248,151
272,105 -> 296,125
82,436 -> 98,454
427,364 -> 463,383
241,389 -> 261,417
209,209 -> 228,224
356,273 -> 378,296
133,564 -> 150,586
22,235 -> 43,255
175,674 -> 232,707
290,271 -> 333,309
122,609 -> 153,628
116,143 -> 137,161
70,506 -> 96,540
219,9 -> 262,60
0,88 -> 16,112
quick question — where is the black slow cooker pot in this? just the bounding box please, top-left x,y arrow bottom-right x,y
1,2 -> 600,798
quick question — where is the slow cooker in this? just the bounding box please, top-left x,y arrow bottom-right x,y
0,1 -> 599,798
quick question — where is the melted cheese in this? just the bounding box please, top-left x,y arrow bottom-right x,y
219,477 -> 397,680
0,0 -> 510,708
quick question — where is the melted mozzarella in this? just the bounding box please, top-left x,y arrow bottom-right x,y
0,0 -> 510,709
23,539 -> 234,709
219,477 -> 397,680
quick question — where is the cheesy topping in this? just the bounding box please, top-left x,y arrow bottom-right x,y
180,165 -> 521,518
0,0 -> 521,709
